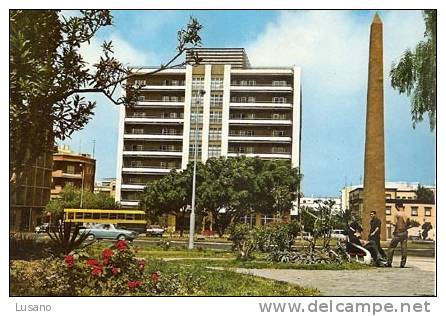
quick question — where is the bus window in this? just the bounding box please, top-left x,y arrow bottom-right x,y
117,213 -> 125,220
135,214 -> 143,220
110,213 -> 117,220
84,212 -> 92,219
67,212 -> 74,220
93,213 -> 100,220
125,214 -> 135,220
75,213 -> 84,220
100,213 -> 109,220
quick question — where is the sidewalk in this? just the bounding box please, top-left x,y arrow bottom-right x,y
229,256 -> 435,296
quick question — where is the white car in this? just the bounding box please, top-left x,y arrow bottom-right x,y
146,225 -> 165,237
80,223 -> 138,241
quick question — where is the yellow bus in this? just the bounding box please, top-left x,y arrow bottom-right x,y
64,209 -> 147,233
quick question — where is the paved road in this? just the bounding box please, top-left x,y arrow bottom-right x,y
230,256 -> 435,296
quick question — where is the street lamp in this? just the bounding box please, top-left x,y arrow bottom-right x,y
188,89 -> 205,250
80,163 -> 85,208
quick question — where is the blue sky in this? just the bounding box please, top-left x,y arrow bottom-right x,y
61,10 -> 436,197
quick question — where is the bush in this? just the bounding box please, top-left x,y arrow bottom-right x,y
227,223 -> 257,260
10,240 -> 204,296
10,232 -> 51,260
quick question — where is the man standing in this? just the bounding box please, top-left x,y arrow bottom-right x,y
368,210 -> 386,258
386,204 -> 410,267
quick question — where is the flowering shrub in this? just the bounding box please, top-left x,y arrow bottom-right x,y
10,240 -> 203,296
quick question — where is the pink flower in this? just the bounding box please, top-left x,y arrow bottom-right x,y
102,248 -> 113,259
128,280 -> 142,289
116,240 -> 128,251
150,272 -> 160,282
64,255 -> 75,268
86,258 -> 99,267
91,265 -> 103,277
138,259 -> 145,270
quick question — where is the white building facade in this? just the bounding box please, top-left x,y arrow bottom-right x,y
115,48 -> 302,208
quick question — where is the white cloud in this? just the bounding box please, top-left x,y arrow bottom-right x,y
80,33 -> 154,67
246,10 -> 425,96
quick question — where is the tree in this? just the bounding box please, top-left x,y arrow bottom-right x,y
390,10 -> 436,130
10,10 -> 202,190
415,185 -> 435,204
254,159 -> 301,217
197,157 -> 257,237
45,184 -> 119,219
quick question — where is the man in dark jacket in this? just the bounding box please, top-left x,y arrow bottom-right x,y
368,210 -> 387,258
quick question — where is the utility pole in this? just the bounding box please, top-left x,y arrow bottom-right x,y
80,163 -> 85,208
92,139 -> 96,158
188,89 -> 205,250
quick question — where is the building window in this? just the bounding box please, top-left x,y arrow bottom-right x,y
424,207 -> 432,217
385,206 -> 392,215
162,96 -> 170,102
66,165 -> 75,174
231,96 -> 237,102
246,130 -> 254,136
386,194 -> 391,199
272,80 -> 287,86
131,128 -> 144,134
161,145 -> 175,152
190,127 -> 202,140
160,162 -> 167,168
130,161 -> 142,167
132,144 -> 143,151
189,143 -> 202,155
208,145 -> 221,158
272,130 -> 285,136
192,77 -> 205,89
191,112 -> 203,123
240,96 -> 247,103
247,80 -> 256,86
209,128 -> 222,140
272,97 -> 287,103
411,206 -> 419,216
129,177 -> 141,184
133,112 -> 146,117
137,95 -> 145,102
210,111 -> 222,123
272,147 -> 286,153
247,96 -> 256,103
211,77 -> 224,90
210,93 -> 223,107
134,79 -> 146,86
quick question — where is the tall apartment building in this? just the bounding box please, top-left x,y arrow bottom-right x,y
116,48 -> 301,208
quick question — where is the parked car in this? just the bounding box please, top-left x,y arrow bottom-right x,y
146,225 -> 165,237
331,229 -> 347,240
80,224 -> 138,241
35,223 -> 50,234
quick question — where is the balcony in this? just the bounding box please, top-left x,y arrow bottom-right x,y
134,100 -> 184,108
228,116 -> 292,126
124,133 -> 183,141
230,101 -> 292,109
123,149 -> 183,157
122,165 -> 179,174
52,170 -> 83,179
228,135 -> 292,143
125,115 -> 184,124
230,83 -> 292,92
227,151 -> 292,159
120,184 -> 145,191
140,83 -> 185,91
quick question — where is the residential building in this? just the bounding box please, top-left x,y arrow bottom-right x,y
94,178 -> 117,198
344,182 -> 436,240
51,145 -> 96,198
115,48 -> 302,211
10,149 -> 53,231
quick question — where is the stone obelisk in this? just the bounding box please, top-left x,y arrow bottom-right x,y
362,13 -> 386,238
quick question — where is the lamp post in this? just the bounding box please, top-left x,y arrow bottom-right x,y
188,89 -> 205,250
80,163 -> 85,208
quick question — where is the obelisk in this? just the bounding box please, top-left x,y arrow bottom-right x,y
362,13 -> 386,238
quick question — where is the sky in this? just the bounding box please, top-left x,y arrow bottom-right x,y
60,10 -> 436,197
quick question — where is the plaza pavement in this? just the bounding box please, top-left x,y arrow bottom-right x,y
230,256 -> 435,296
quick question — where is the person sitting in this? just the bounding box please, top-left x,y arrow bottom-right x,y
347,222 -> 386,267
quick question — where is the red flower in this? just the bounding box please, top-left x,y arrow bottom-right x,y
64,255 -> 75,268
86,258 -> 99,266
91,265 -> 103,277
102,248 -> 113,260
150,272 -> 160,282
111,266 -> 120,275
116,240 -> 128,251
128,280 -> 142,289
138,259 -> 145,270
103,257 -> 110,265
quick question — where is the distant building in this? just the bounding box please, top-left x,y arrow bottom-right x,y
94,178 -> 117,198
10,149 -> 53,231
343,182 -> 436,240
299,196 -> 342,214
51,145 -> 96,199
